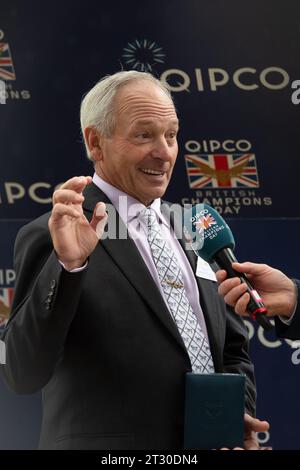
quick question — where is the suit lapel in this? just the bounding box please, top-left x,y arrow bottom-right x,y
83,183 -> 189,359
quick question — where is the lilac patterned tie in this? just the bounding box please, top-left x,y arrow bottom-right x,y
140,207 -> 214,373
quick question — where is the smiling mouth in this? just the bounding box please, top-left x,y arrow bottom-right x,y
140,168 -> 165,176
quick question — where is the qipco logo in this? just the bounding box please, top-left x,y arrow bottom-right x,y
257,431 -> 271,447
244,319 -> 300,365
160,67 -> 290,93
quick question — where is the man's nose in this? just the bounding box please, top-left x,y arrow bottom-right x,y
151,137 -> 175,161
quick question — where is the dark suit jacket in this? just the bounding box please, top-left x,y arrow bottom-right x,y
0,183 -> 256,450
275,279 -> 300,340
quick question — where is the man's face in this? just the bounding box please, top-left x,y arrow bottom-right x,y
94,80 -> 179,206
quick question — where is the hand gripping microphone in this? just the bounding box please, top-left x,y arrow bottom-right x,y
183,203 -> 273,331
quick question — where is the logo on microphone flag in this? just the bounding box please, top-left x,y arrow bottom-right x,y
0,287 -> 14,328
195,214 -> 217,232
185,153 -> 260,189
0,43 -> 16,80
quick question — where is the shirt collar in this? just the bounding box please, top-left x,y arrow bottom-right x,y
92,173 -> 169,227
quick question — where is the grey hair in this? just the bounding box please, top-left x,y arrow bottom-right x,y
80,70 -> 174,161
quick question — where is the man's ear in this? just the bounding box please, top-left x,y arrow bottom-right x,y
84,127 -> 103,162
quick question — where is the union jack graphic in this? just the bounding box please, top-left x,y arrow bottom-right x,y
0,287 -> 14,327
195,214 -> 217,231
185,153 -> 260,189
0,43 -> 16,80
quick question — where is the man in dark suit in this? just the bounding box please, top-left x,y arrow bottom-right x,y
216,262 -> 300,340
0,71 -> 268,449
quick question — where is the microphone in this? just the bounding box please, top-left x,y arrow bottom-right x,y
183,204 -> 273,331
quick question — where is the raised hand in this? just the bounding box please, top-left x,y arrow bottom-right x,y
48,176 -> 108,270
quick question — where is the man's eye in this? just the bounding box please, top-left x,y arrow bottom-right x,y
137,133 -> 150,139
168,132 -> 177,139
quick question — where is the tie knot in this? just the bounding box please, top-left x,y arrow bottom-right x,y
139,207 -> 158,228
